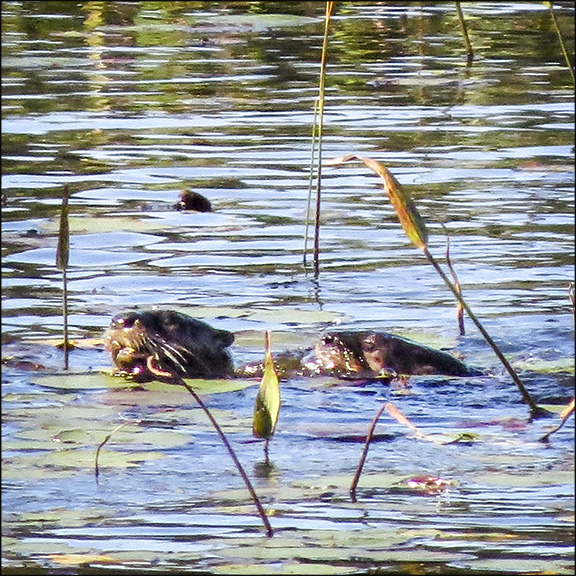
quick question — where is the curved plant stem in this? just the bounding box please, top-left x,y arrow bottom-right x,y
539,398 -> 575,442
350,403 -> 387,501
175,375 -> 274,538
327,154 -> 548,419
95,359 -> 274,537
422,246 -> 548,418
95,420 -> 139,483
442,225 -> 465,336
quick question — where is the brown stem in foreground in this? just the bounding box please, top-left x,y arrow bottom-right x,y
350,403 -> 388,501
56,186 -> 70,370
95,360 -> 274,537
95,420 -> 139,483
175,374 -> 274,538
143,357 -> 273,537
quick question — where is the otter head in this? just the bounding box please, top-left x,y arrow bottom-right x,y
313,330 -> 472,377
106,310 -> 235,381
306,331 -> 400,380
306,331 -> 373,377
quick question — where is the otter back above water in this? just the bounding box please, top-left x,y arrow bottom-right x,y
106,310 -> 476,382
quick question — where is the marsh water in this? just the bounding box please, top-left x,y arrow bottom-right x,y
2,2 -> 574,574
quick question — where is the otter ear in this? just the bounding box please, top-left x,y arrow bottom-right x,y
110,312 -> 136,328
217,330 -> 235,347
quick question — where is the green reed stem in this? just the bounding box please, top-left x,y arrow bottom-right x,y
547,2 -> 575,86
312,1 -> 334,278
422,246 -> 549,418
304,98 -> 320,268
455,2 -> 474,65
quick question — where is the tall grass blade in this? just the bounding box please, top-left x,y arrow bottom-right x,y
56,186 -> 70,369
311,0 -> 334,278
547,1 -> 575,86
304,98 -> 320,268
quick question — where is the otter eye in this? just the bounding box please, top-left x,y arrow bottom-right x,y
323,335 -> 335,345
112,313 -> 136,328
362,336 -> 376,351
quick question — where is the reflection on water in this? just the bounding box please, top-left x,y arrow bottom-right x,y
2,2 -> 574,574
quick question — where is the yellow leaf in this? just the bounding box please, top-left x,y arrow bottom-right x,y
327,155 -> 429,250
252,331 -> 281,439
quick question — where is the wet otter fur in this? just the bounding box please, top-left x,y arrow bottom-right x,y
107,310 -> 474,382
306,330 -> 473,379
106,310 -> 235,382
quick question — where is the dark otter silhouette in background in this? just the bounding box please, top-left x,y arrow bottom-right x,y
106,310 -> 475,383
173,189 -> 212,212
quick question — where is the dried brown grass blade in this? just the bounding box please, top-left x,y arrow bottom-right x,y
350,402 -> 439,499
326,154 -> 429,250
539,397 -> 575,442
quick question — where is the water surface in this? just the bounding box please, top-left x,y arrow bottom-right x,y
2,2 -> 574,574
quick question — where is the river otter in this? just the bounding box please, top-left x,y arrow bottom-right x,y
106,310 -> 235,381
106,310 -> 474,382
173,189 -> 212,212
305,330 -> 472,378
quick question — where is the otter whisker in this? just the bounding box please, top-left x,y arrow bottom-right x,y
147,334 -> 214,375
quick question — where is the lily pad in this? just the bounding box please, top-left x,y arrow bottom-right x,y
41,215 -> 167,235
514,357 -> 575,374
195,14 -> 321,30
31,372 -> 257,394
